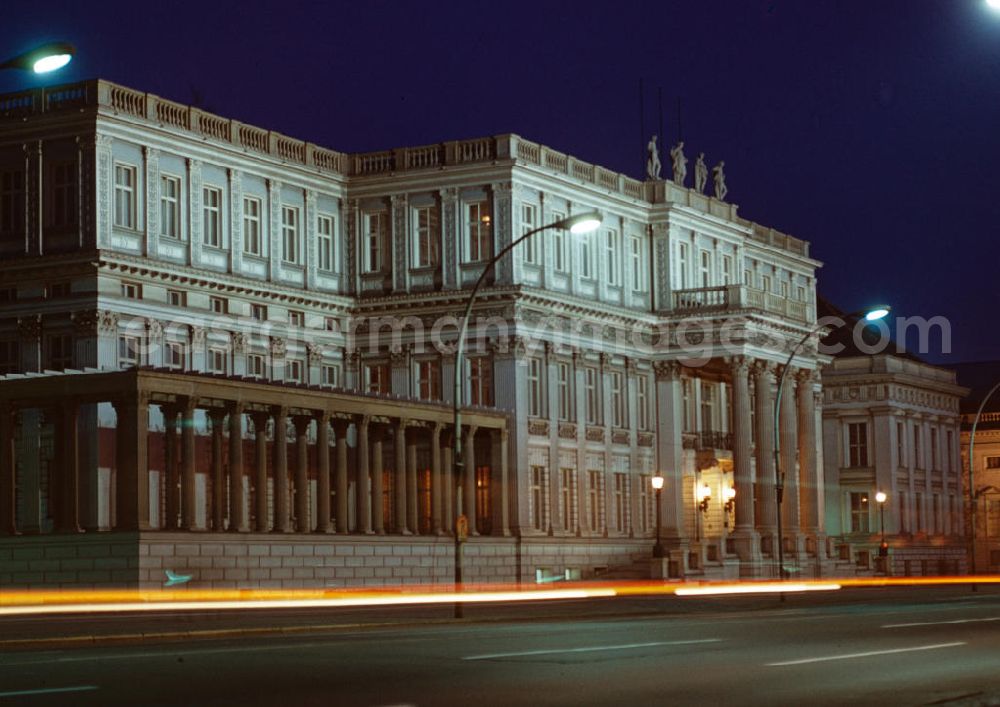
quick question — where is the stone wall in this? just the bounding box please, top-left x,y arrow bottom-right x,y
0,533 -> 655,589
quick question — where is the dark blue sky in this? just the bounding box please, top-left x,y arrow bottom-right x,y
3,0 -> 999,364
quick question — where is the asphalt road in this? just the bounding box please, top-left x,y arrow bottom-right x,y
3,587 -> 1000,706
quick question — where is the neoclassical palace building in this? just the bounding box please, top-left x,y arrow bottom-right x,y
0,80 -> 832,588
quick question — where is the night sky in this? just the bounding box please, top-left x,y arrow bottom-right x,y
3,0 -> 999,365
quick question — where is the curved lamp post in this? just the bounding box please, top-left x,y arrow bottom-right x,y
968,380 -> 1000,579
0,42 -> 75,74
452,209 -> 602,614
773,304 -> 891,581
651,473 -> 664,558
875,490 -> 888,571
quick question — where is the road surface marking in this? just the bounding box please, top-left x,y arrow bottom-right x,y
883,617 -> 1000,628
766,642 -> 966,666
0,685 -> 98,698
463,638 -> 722,661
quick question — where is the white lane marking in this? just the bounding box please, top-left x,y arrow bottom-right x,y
766,642 -> 966,666
883,617 -> 1000,628
0,685 -> 98,698
463,638 -> 722,661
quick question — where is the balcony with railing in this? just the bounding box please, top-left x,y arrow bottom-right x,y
671,284 -> 812,324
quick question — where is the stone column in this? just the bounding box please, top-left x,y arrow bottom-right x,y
753,361 -> 778,552
113,393 -> 150,531
370,421 -> 384,534
727,357 -> 758,565
0,402 -> 15,535
796,369 -> 820,544
442,432 -> 454,534
55,400 -> 81,533
430,423 -> 443,535
316,412 -> 332,533
163,405 -> 179,531
181,397 -> 198,531
778,368 -> 800,553
355,417 -> 372,533
273,406 -> 291,533
653,362 -> 686,546
394,420 -> 409,534
293,416 -> 311,532
334,419 -> 350,534
407,436 -> 419,534
464,425 -> 478,535
228,402 -> 247,532
251,411 -> 270,532
209,409 -> 226,531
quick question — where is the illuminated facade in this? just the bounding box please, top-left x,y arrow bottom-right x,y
957,361 -> 1000,573
0,80 -> 828,587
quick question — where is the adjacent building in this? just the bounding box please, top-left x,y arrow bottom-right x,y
0,78 -> 845,587
957,361 -> 1000,573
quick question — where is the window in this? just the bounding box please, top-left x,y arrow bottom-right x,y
250,304 -> 267,322
677,242 -> 689,288
469,357 -> 493,406
797,286 -> 806,302
762,274 -> 772,294
324,317 -> 338,332
552,211 -> 567,272
914,427 -> 922,468
416,360 -> 441,401
48,282 -> 71,298
701,381 -> 715,431
113,164 -> 136,229
243,196 -> 261,255
637,375 -> 650,430
166,342 -> 185,370
588,470 -> 602,531
931,429 -> 939,470
203,186 -> 222,248
639,475 -> 650,532
848,422 -> 869,467
465,201 -> 491,262
121,282 -> 141,300
614,473 -> 627,533
606,229 -> 621,286
560,468 -> 575,531
321,364 -> 340,387
530,466 -> 546,531
281,206 -> 299,263
630,236 -> 645,291
318,214 -> 335,272
946,431 -> 954,473
721,254 -> 733,285
987,456 -> 1000,470
0,341 -> 17,374
364,362 -> 390,395
286,359 -> 304,383
48,334 -> 73,370
557,362 -> 572,421
0,288 -> 14,303
527,358 -> 543,417
160,176 -> 180,239
849,492 -> 870,533
585,368 -> 600,425
0,170 -> 24,235
208,347 -> 228,374
699,250 -> 711,287
683,378 -> 694,432
247,353 -> 265,379
412,206 -> 437,268
897,422 -> 906,467
118,335 -> 140,369
288,310 -> 304,328
899,491 -> 908,533
580,232 -> 594,279
915,492 -> 924,532
610,371 -> 626,428
521,203 -> 538,265
210,296 -> 228,314
780,281 -> 789,298
744,269 -> 753,287
51,162 -> 76,228
364,212 -> 387,273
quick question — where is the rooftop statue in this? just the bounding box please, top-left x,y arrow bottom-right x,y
694,152 -> 708,194
712,160 -> 728,201
670,141 -> 688,185
646,134 -> 661,180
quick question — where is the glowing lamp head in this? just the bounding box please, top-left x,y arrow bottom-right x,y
1,42 -> 75,74
651,474 -> 664,491
724,486 -> 736,501
558,210 -> 602,235
875,491 -> 887,504
698,484 -> 712,501
863,305 -> 891,322
988,0 -> 1000,11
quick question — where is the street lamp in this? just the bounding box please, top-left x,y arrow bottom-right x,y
0,42 -> 75,74
773,304 -> 890,581
875,491 -> 888,570
651,473 -> 665,558
968,380 -> 1000,579
451,209 -> 602,614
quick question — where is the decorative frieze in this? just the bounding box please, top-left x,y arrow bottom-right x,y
585,426 -> 605,443
528,419 -> 550,436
